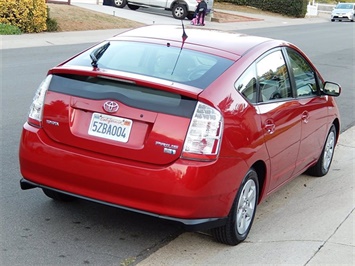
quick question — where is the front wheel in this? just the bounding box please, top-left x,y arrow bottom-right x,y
112,0 -> 127,8
212,169 -> 259,245
172,4 -> 187,19
306,124 -> 337,177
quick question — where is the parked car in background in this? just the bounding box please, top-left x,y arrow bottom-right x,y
331,2 -> 355,21
19,25 -> 341,245
104,0 -> 212,19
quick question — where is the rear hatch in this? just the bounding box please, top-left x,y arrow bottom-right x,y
40,39 -> 235,165
42,73 -> 198,165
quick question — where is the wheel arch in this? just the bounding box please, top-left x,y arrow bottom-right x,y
170,0 -> 189,11
332,118 -> 340,143
250,160 -> 267,204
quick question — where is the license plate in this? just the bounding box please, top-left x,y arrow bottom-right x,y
88,113 -> 132,143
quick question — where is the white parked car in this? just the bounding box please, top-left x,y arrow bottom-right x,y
105,0 -> 212,20
331,2 -> 355,22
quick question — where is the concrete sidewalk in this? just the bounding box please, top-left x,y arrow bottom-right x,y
137,127 -> 355,265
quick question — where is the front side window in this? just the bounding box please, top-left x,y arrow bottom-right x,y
285,48 -> 318,97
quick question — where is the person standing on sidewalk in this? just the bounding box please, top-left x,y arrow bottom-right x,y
196,0 -> 207,26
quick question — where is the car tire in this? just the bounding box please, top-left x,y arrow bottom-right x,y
42,188 -> 76,202
172,4 -> 187,20
112,0 -> 127,8
127,4 -> 140,10
306,124 -> 337,177
187,13 -> 194,20
212,169 -> 259,245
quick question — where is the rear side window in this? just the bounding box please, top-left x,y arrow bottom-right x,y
66,41 -> 234,89
235,66 -> 258,103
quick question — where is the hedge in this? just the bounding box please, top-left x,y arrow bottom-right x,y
219,0 -> 308,18
0,0 -> 47,33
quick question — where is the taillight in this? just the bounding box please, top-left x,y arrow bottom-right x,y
182,102 -> 223,161
28,75 -> 52,127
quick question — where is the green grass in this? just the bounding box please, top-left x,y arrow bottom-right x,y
0,23 -> 22,35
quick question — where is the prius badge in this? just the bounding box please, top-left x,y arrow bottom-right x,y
103,101 -> 119,113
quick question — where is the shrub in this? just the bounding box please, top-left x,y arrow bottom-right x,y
46,7 -> 58,32
0,23 -> 22,35
317,0 -> 353,3
218,0 -> 308,18
0,0 -> 47,33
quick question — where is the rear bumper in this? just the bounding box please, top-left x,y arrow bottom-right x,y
19,123 -> 248,228
19,178 -> 227,230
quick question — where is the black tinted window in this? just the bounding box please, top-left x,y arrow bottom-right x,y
49,74 -> 197,118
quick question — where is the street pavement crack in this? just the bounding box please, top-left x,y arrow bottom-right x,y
304,207 -> 355,265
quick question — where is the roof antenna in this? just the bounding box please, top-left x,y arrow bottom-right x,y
171,20 -> 188,75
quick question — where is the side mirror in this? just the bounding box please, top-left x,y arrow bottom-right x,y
323,81 -> 341,97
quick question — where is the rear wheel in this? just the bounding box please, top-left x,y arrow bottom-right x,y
42,188 -> 76,202
172,4 -> 187,19
306,124 -> 337,177
127,4 -> 140,10
112,0 -> 127,8
212,169 -> 259,245
187,13 -> 194,20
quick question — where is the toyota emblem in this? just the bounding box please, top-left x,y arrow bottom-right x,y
103,101 -> 119,113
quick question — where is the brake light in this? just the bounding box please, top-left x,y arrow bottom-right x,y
182,102 -> 223,161
28,75 -> 52,127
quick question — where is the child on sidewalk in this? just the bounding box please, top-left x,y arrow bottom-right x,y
191,0 -> 201,25
191,0 -> 207,26
196,0 -> 207,26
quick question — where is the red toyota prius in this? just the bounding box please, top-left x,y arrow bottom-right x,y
19,25 -> 341,245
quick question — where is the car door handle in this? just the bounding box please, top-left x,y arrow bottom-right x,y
265,120 -> 276,134
301,111 -> 310,124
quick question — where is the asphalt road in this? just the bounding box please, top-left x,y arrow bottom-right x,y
0,22 -> 354,265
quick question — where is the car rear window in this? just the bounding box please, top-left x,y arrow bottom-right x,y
65,41 -> 234,89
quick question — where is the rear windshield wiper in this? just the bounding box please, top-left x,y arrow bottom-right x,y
90,42 -> 110,68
